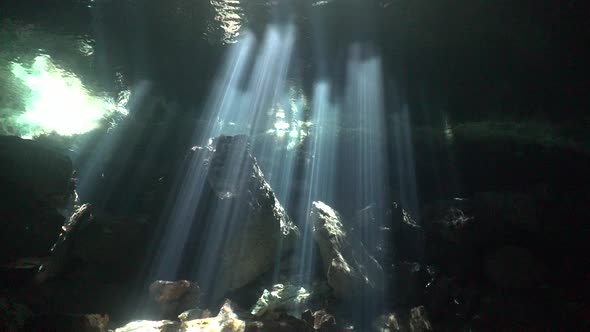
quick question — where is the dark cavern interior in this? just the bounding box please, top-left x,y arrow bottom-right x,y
1,0 -> 589,331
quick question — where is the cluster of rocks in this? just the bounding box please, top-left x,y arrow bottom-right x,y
1,134 -> 588,331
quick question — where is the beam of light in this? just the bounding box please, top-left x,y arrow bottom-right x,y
392,104 -> 419,218
190,24 -> 298,301
147,24 -> 298,302
294,80 -> 340,285
147,32 -> 256,284
9,54 -> 128,138
210,0 -> 244,44
339,44 -> 389,326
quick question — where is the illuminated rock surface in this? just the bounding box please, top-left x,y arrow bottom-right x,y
310,201 -> 384,299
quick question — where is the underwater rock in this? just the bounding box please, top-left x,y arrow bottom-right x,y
181,299 -> 245,332
311,309 -> 337,331
203,135 -> 299,299
150,280 -> 200,319
36,203 -> 93,283
178,307 -> 212,322
484,245 -> 546,289
250,284 -> 311,317
115,320 -> 179,332
310,201 -> 384,299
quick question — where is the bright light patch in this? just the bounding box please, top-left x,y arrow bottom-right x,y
11,55 -> 127,137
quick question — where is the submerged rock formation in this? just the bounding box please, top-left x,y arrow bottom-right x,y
310,201 -> 384,299
192,135 -> 300,300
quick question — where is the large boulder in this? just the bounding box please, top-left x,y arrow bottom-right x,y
310,201 -> 384,299
195,135 -> 299,300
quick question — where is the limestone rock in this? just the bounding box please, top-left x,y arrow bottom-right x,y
115,320 -> 179,332
201,135 -> 299,300
250,284 -> 310,317
310,201 -> 384,299
179,308 -> 212,322
181,300 -> 245,332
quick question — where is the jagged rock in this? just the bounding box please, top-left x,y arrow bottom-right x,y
200,135 -> 299,300
310,201 -> 384,299
115,320 -> 179,332
250,284 -> 311,317
36,203 -> 93,283
181,299 -> 245,332
179,308 -> 212,322
484,246 -> 546,289
312,310 -> 337,331
150,280 -> 200,318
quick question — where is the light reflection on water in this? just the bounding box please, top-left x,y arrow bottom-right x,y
209,0 -> 244,44
8,54 -> 128,138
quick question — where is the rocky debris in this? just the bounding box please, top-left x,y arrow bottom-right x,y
178,307 -> 212,322
484,246 -> 546,289
0,135 -> 74,208
150,280 -> 200,319
180,300 -> 245,332
200,135 -> 299,300
115,320 -> 179,332
311,201 -> 384,299
250,284 -> 311,317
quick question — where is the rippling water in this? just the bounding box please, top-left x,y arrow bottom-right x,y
209,0 -> 244,44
